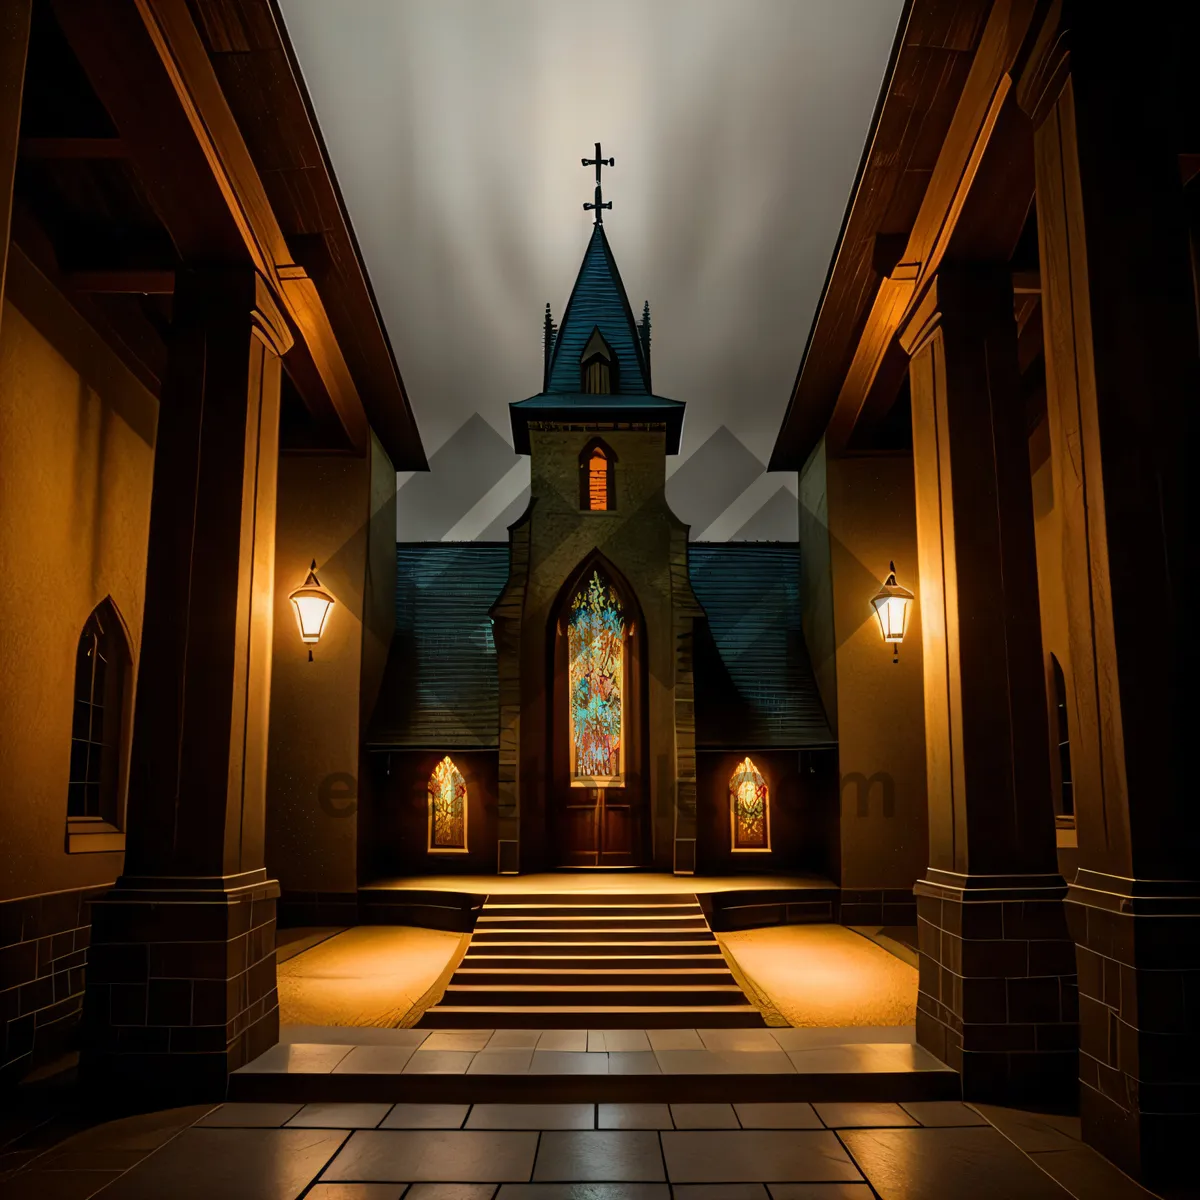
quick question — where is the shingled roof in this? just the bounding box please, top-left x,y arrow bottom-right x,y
690,543 -> 833,749
368,542 -> 833,751
367,543 -> 509,750
510,224 -> 685,454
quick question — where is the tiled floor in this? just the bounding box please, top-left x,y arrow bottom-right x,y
0,1097 -> 1163,1199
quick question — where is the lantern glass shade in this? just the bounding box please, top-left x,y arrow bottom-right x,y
870,562 -> 914,645
289,562 -> 335,644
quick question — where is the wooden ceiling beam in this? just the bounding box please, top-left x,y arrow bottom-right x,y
64,268 -> 175,293
19,136 -> 129,159
51,0 -> 369,455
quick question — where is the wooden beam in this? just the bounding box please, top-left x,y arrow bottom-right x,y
820,0 -> 1042,457
1,0 -> 32,331
19,136 -> 129,159
64,268 -> 175,293
51,0 -> 369,455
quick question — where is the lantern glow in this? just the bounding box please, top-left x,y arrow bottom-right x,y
289,560 -> 335,661
870,561 -> 914,663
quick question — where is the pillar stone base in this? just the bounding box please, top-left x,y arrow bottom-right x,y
81,870 -> 279,1100
915,870 -> 1078,1101
1066,871 -> 1200,1189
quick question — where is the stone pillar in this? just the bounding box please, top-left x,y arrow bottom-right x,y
0,0 -> 31,327
1017,6 -> 1198,1186
899,267 -> 1077,1100
81,268 -> 293,1097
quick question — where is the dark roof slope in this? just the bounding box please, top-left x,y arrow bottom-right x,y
369,542 -> 833,752
367,543 -> 509,749
690,544 -> 833,749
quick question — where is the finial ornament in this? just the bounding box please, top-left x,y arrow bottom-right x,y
582,142 -> 614,224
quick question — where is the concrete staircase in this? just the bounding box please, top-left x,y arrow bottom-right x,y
420,892 -> 765,1028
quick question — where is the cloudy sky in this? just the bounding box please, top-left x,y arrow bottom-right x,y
279,0 -> 903,541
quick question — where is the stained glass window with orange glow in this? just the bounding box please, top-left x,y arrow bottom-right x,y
428,756 -> 467,851
730,757 -> 769,851
568,570 -> 624,785
588,447 -> 610,510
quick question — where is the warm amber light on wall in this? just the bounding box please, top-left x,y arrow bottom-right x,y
870,561 -> 913,664
289,560 -> 335,661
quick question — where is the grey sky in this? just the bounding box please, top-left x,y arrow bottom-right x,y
279,0 -> 903,540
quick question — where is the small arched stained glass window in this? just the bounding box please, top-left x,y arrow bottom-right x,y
588,447 -> 609,510
579,440 -> 615,510
428,756 -> 468,852
730,757 -> 770,851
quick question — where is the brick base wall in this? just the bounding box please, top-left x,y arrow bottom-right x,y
915,870 -> 1078,1100
0,883 -> 112,1085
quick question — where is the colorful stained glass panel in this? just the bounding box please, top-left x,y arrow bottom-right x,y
731,756 -> 769,850
429,756 -> 467,850
568,570 -> 624,784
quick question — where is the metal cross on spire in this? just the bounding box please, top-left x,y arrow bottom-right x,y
582,142 -> 614,224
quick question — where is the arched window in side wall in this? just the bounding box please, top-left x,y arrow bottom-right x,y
428,756 -> 468,851
579,440 -> 616,511
68,600 -> 131,826
730,757 -> 770,851
1050,655 -> 1073,817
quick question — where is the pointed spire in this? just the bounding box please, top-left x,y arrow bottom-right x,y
542,303 -> 557,391
638,301 -> 652,388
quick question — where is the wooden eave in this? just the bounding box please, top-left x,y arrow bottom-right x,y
770,0 -> 1042,470
47,0 -> 426,469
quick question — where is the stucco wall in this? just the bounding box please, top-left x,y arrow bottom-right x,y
0,255 -> 156,902
826,454 -> 928,894
265,451 -> 371,896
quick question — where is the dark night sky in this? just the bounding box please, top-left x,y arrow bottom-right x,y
279,0 -> 903,541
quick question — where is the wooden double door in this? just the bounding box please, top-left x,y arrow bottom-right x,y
557,783 -> 644,868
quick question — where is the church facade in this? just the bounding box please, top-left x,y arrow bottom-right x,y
367,220 -> 837,880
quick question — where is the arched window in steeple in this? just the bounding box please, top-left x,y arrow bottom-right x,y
730,757 -> 770,852
428,756 -> 468,852
581,327 -> 617,395
579,439 -> 616,511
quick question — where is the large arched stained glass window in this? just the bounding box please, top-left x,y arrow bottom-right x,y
568,570 -> 625,786
730,757 -> 770,851
428,756 -> 468,852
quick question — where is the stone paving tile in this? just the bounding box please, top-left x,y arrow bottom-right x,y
785,1043 -> 946,1075
286,1103 -> 392,1129
497,1186 -> 669,1199
813,1102 -> 919,1129
0,1168 -> 125,1198
532,1131 -> 665,1183
235,1042 -> 353,1073
406,1186 -> 501,1200
661,1131 -> 863,1184
768,1027 -> 916,1051
281,1027 -> 429,1048
530,1051 -> 609,1075
94,1127 -> 350,1199
589,1030 -> 652,1053
712,1050 -> 796,1074
838,1127 -> 1073,1199
379,1105 -> 469,1130
537,1031 -> 588,1052
467,1105 -> 595,1130
669,1104 -> 739,1129
697,1029 -> 783,1053
321,1130 -> 538,1183
333,1047 -> 418,1075
1028,1147 -> 1158,1200
606,1052 -> 660,1075
468,1050 -> 534,1075
597,1104 -> 673,1130
645,1029 -> 703,1051
652,1050 -> 734,1075
899,1101 -> 988,1127
305,1186 -> 408,1199
402,1051 -> 476,1075
487,1030 -> 543,1050
194,1103 -> 304,1128
423,1031 -> 494,1052
674,1186 -> 769,1199
733,1104 -> 822,1130
971,1106 -> 1081,1153
766,1187 -> 875,1199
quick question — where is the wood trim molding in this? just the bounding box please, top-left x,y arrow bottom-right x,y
1014,0 -> 1071,128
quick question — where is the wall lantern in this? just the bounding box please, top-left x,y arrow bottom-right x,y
289,560 -> 335,661
870,561 -> 914,664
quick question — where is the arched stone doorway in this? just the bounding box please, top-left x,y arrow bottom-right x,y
548,555 -> 647,867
